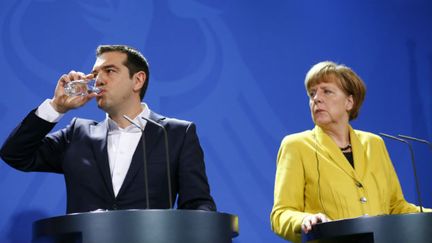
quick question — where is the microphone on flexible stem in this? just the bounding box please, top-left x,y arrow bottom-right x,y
141,116 -> 173,209
123,115 -> 150,209
398,134 -> 432,151
379,133 -> 423,212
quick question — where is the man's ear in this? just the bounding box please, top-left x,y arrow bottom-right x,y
133,71 -> 146,91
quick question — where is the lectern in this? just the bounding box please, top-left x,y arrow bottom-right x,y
302,212 -> 432,243
33,209 -> 238,243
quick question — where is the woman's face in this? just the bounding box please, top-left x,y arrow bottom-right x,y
308,75 -> 353,128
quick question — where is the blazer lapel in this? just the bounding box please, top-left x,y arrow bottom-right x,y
313,126 -> 356,179
349,127 -> 367,180
90,119 -> 115,198
117,111 -> 165,197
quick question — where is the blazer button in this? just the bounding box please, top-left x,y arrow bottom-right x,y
360,197 -> 367,203
113,203 -> 118,210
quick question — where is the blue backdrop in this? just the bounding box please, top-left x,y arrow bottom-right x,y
1,0 -> 431,242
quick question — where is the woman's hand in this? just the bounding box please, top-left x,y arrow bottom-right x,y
301,213 -> 330,233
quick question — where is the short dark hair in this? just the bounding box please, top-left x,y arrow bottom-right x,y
96,45 -> 150,100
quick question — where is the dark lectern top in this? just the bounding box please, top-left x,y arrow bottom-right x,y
33,209 -> 238,243
302,212 -> 432,243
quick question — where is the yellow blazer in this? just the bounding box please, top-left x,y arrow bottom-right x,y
270,125 -> 425,242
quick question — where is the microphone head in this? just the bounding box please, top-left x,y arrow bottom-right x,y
398,134 -> 431,145
123,115 -> 144,131
379,132 -> 407,143
141,116 -> 164,129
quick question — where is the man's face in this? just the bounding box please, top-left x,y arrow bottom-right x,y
91,51 -> 137,113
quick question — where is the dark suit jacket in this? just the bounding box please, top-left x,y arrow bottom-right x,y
0,109 -> 216,213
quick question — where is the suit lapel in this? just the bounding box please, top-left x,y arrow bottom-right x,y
90,119 -> 115,198
117,111 -> 165,197
144,111 -> 166,160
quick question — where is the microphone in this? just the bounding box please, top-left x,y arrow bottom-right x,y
123,115 -> 150,209
398,134 -> 432,151
379,133 -> 423,212
141,116 -> 173,209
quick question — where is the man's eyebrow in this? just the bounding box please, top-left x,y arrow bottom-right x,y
101,64 -> 119,70
91,64 -> 119,74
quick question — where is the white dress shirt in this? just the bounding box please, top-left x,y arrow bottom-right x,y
36,99 -> 151,197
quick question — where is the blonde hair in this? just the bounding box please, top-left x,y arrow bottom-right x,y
305,61 -> 366,120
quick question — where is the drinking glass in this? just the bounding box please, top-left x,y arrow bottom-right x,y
64,79 -> 101,96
